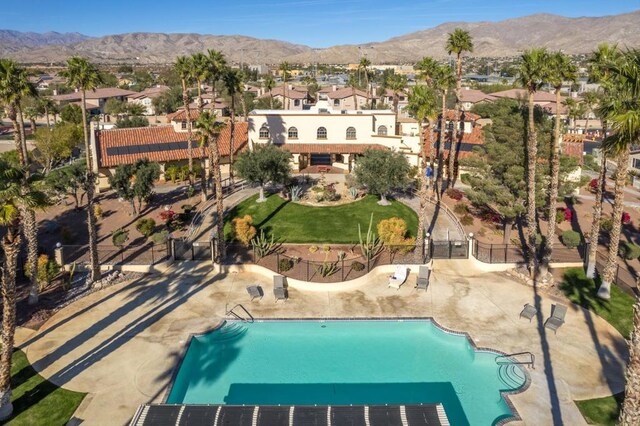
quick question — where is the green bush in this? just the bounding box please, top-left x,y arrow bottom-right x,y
454,203 -> 469,215
278,258 -> 293,272
351,261 -> 365,271
135,218 -> 156,238
165,165 -> 179,182
601,217 -> 614,233
555,209 -> 565,224
460,173 -> 471,185
112,229 -> 129,247
619,241 -> 640,260
460,214 -> 474,226
561,230 -> 581,249
151,230 -> 170,245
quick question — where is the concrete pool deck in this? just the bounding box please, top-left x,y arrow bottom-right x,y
16,260 -> 627,425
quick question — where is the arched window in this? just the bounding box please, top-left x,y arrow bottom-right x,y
259,125 -> 269,139
346,127 -> 356,139
317,127 -> 327,139
377,125 -> 387,136
287,127 -> 298,139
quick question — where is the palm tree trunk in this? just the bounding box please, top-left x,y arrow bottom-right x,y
80,89 -> 101,284
269,91 -> 274,109
619,300 -> 640,425
393,94 -> 399,135
182,79 -> 194,183
586,127 -> 608,278
24,209 -> 39,305
0,226 -> 21,421
416,122 -> 429,260
352,87 -> 357,110
542,88 -> 563,273
30,118 -> 36,134
526,92 -> 538,276
44,105 -> 51,129
16,106 -> 28,165
211,133 -> 225,262
436,92 -> 446,199
239,93 -> 248,122
598,147 -> 630,299
197,80 -> 203,113
449,54 -> 463,188
228,97 -> 236,186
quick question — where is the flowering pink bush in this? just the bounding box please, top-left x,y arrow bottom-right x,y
160,210 -> 176,225
622,212 -> 631,225
564,208 -> 573,222
589,178 -> 598,191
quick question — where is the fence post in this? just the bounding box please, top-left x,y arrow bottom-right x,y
341,258 -> 345,281
121,248 -> 125,264
210,239 -> 216,264
54,242 -> 64,267
151,244 -> 155,264
467,233 -> 474,259
169,238 -> 176,261
277,253 -> 280,273
306,260 -> 310,281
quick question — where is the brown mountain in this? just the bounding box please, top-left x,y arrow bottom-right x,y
0,30 -> 91,55
4,11 -> 640,65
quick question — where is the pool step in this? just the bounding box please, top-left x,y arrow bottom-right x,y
498,364 -> 526,389
209,322 -> 249,342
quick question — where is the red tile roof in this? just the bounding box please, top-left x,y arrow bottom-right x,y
440,110 -> 481,121
491,89 -> 562,103
258,86 -> 309,99
96,123 -> 248,168
325,87 -> 370,100
51,87 -> 137,102
459,88 -> 497,104
279,143 -> 387,154
166,103 -> 228,121
562,141 -> 584,164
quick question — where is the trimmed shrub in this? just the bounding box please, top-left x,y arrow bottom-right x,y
454,203 -> 469,215
377,217 -> 409,246
564,208 -> 573,222
308,245 -> 318,253
25,254 -> 60,292
94,203 -> 103,220
160,210 -> 176,226
589,178 -> 599,191
460,173 -> 471,185
445,188 -> 464,201
460,215 -> 474,226
135,218 -> 156,238
112,228 -> 129,247
600,217 -> 614,233
151,230 -> 170,245
278,258 -> 293,272
555,209 -> 565,224
351,261 -> 365,271
561,230 -> 581,249
619,241 -> 640,260
622,212 -> 631,225
232,215 -> 257,247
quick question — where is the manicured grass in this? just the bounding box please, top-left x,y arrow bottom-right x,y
575,393 -> 624,426
560,267 -> 634,339
224,194 -> 418,244
5,349 -> 85,425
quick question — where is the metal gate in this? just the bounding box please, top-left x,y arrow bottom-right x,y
429,240 -> 469,259
173,239 -> 212,261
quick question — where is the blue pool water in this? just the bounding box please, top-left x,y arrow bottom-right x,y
167,320 -> 527,425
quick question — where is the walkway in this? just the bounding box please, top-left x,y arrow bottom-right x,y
16,260 -> 626,425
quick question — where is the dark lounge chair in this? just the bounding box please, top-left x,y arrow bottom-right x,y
274,275 -> 288,302
544,304 -> 567,335
416,266 -> 431,291
519,303 -> 537,322
246,285 -> 263,300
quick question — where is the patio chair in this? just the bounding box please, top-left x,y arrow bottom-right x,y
519,303 -> 537,322
416,266 -> 431,291
246,285 -> 263,300
388,266 -> 408,290
544,304 -> 568,335
274,275 -> 288,302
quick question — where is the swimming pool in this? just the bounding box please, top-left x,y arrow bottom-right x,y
167,319 -> 528,425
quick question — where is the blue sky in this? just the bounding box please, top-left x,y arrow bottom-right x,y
3,0 -> 639,47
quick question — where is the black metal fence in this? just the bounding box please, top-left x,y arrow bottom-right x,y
63,242 -> 169,265
172,239 -> 213,261
595,251 -> 639,297
429,240 -> 468,259
472,240 -> 585,264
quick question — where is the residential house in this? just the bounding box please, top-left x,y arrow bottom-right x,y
318,86 -> 372,111
127,85 -> 170,115
459,88 -> 496,111
50,87 -> 137,115
257,86 -> 313,110
434,110 -> 485,167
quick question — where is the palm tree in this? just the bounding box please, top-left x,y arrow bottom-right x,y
60,56 -> 103,283
386,74 -> 408,134
175,56 -> 195,183
206,49 -> 227,105
37,96 -> 55,129
518,47 -> 550,276
0,161 -> 48,420
264,75 -> 276,109
23,105 -> 38,134
407,85 -> 438,258
581,91 -> 599,132
541,51 -> 576,274
445,28 -> 474,187
191,53 -> 210,113
223,67 -> 242,186
359,57 -> 372,102
586,43 -> 621,278
278,62 -> 291,110
195,112 -> 227,263
347,72 -> 359,110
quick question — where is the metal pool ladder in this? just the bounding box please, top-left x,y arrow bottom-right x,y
226,304 -> 254,323
496,352 -> 535,369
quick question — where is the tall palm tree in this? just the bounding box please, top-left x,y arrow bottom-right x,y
407,85 -> 438,258
358,57 -> 372,103
541,51 -> 576,274
586,43 -> 621,278
175,56 -> 195,183
518,47 -> 550,276
386,74 -> 408,134
23,105 -> 38,134
347,72 -> 359,110
60,56 -> 103,283
223,67 -> 242,186
191,53 -> 210,114
581,91 -> 599,132
206,49 -> 227,105
0,161 -> 48,420
278,62 -> 291,110
195,112 -> 227,262
37,96 -> 55,129
0,59 -> 45,304
445,28 -> 474,187
264,75 -> 276,109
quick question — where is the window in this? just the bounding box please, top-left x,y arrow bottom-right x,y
447,121 -> 454,132
334,99 -> 340,107
181,121 -> 187,129
259,125 -> 269,139
346,127 -> 356,139
377,125 -> 387,136
634,158 -> 640,170
294,99 -> 300,106
317,127 -> 327,139
288,127 -> 298,139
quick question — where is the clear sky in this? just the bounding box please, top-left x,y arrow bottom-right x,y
3,0 -> 639,47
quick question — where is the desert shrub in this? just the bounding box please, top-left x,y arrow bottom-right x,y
460,173 -> 471,185
135,218 -> 156,238
460,215 -> 474,226
564,208 -> 573,222
480,211 -> 502,224
151,230 -> 170,245
112,228 -> 129,247
25,254 -> 60,291
182,204 -> 194,214
232,215 -> 257,246
454,203 -> 469,215
477,227 -> 487,238
561,230 -> 581,249
94,203 -> 103,220
589,178 -> 599,191
165,165 -> 179,182
308,245 -> 318,253
278,258 -> 293,272
555,209 -> 565,224
178,165 -> 190,181
600,217 -> 614,233
377,217 -> 409,245
323,244 -> 331,253
351,261 -> 365,271
619,241 -> 640,260
160,210 -> 176,227
622,212 -> 631,225
445,188 -> 464,201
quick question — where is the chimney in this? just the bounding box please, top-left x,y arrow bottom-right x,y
75,88 -> 79,93
332,85 -> 337,92
289,84 -> 293,91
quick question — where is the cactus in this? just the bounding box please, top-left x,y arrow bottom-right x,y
316,253 -> 338,277
251,229 -> 275,258
359,213 -> 383,260
349,187 -> 358,200
336,250 -> 346,261
291,185 -> 303,201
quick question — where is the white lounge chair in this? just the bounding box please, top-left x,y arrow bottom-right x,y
388,266 -> 408,289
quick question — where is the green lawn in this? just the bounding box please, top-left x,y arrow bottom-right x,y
224,194 -> 418,243
5,349 -> 85,425
560,268 -> 634,425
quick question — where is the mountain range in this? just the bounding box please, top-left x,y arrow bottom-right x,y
2,11 -> 639,65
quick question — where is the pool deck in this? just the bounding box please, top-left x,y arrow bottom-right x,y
16,260 -> 627,425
